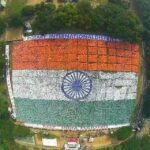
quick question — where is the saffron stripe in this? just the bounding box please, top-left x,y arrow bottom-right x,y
12,39 -> 139,72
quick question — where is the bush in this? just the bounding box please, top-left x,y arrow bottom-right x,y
112,127 -> 132,141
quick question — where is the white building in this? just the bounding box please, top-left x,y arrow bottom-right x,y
42,138 -> 57,147
65,139 -> 80,150
0,0 -> 6,7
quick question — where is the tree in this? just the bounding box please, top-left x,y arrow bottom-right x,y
142,94 -> 150,118
34,2 -> 56,14
56,4 -> 79,29
0,18 -> 6,35
95,3 -> 142,42
77,0 -> 93,30
0,120 -> 14,142
8,14 -> 23,28
134,0 -> 150,118
33,3 -> 56,33
21,5 -> 35,17
112,127 -> 132,141
32,0 -> 142,42
0,42 -> 5,79
109,0 -> 130,8
90,6 -> 105,32
13,125 -> 31,138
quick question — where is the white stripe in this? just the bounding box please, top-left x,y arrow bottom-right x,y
5,45 -> 16,118
23,34 -> 119,41
24,123 -> 130,130
12,70 -> 138,101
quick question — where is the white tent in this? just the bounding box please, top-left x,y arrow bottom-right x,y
42,138 -> 57,147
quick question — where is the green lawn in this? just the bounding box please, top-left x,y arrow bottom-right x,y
0,145 -> 5,150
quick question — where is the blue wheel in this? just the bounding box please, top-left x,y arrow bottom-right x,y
62,71 -> 92,100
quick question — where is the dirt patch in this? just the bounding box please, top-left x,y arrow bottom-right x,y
47,130 -> 62,137
26,0 -> 44,5
5,27 -> 23,41
0,33 -> 5,41
0,10 -> 6,17
34,134 -> 43,145
86,136 -> 112,149
57,138 -> 66,149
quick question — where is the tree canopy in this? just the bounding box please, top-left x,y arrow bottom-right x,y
134,0 -> 150,118
0,0 -> 143,42
21,5 -> 35,17
111,127 -> 132,141
7,14 -> 23,28
32,1 -> 142,42
0,18 -> 6,36
93,3 -> 142,41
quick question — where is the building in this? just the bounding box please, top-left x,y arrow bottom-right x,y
65,138 -> 80,150
0,0 -> 6,7
42,138 -> 57,147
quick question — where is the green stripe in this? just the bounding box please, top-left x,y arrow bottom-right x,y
14,99 -> 135,127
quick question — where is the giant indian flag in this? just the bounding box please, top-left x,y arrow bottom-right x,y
11,34 -> 139,129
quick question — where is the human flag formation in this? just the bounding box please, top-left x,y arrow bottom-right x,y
11,35 -> 139,129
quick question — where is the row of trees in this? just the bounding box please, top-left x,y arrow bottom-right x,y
0,0 -> 142,42
133,0 -> 150,118
31,1 -> 142,42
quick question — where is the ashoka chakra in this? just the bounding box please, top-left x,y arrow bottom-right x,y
62,71 -> 92,100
